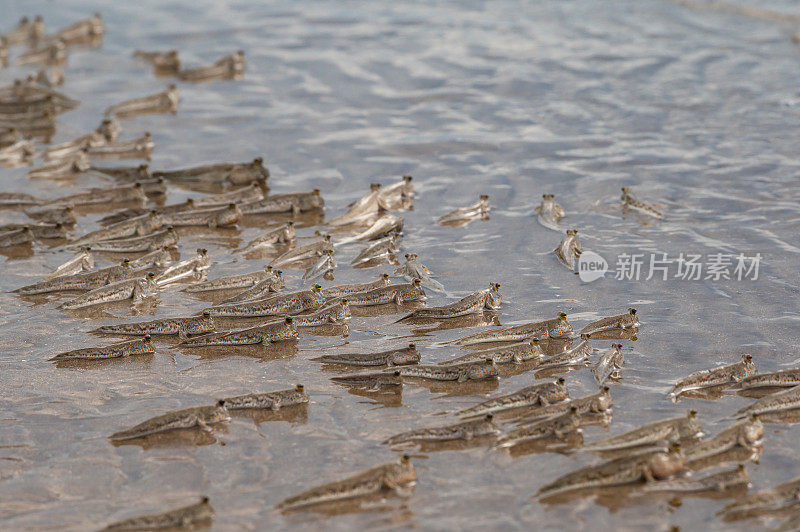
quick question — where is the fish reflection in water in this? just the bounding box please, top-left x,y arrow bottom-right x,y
401,312 -> 501,336
343,385 -> 403,408
232,403 -> 309,426
179,340 -> 299,362
110,426 -> 225,449
401,376 -> 499,398
503,430 -> 585,458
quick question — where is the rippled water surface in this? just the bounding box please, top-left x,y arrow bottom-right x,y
2,1 -> 800,530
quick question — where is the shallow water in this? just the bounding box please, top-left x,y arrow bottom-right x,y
2,0 -> 800,530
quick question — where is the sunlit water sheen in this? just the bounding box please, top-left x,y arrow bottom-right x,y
2,1 -> 800,530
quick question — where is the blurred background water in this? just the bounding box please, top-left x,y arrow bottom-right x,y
1,0 -> 800,530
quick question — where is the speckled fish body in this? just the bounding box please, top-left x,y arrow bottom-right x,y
42,249 -> 94,280
97,201 -> 178,225
771,513 -> 800,532
161,204 -> 241,228
49,336 -> 155,361
537,447 -> 686,497
101,497 -> 214,532
43,131 -> 105,161
399,359 -> 498,382
88,133 -> 154,159
134,50 -> 181,73
222,385 -> 309,411
514,388 -> 613,425
59,275 -> 159,309
0,222 -> 66,240
292,300 -> 351,326
313,344 -> 419,367
181,318 -> 298,346
240,190 -> 323,214
496,407 -> 581,448
0,227 -> 34,246
208,287 -> 323,317
337,214 -> 403,245
643,465 -> 749,493
24,205 -> 77,225
302,250 -> 336,280
52,14 -> 103,45
553,229 -> 582,270
670,355 -> 757,400
331,371 -> 403,388
93,314 -> 215,337
321,274 -> 390,299
184,267 -> 278,293
621,187 -> 663,219
536,338 -> 594,370
328,184 -> 383,227
440,339 -> 544,366
580,411 -> 701,452
70,212 -> 162,247
193,182 -> 265,208
437,196 -> 490,224
270,237 -> 333,268
153,250 -> 210,286
393,255 -> 444,292
128,248 -> 173,269
350,235 -> 400,265
737,369 -> 800,390
276,456 -> 417,511
153,158 -> 268,187
347,280 -> 427,306
239,222 -> 295,253
384,416 -> 499,446
720,475 -> 800,519
89,163 -> 151,183
0,191 -> 42,207
16,40 -> 66,67
4,118 -> 55,141
733,385 -> 800,418
455,313 -> 573,346
0,140 -> 35,165
377,175 -> 414,210
220,272 -> 285,303
404,284 -> 501,319
683,416 -> 764,462
2,17 -> 44,46
16,261 -> 134,294
179,51 -> 244,82
580,308 -> 640,335
104,85 -> 179,117
593,344 -> 624,384
534,194 -> 565,231
458,379 -> 569,417
47,181 -> 147,208
89,228 -> 179,253
109,402 -> 230,441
